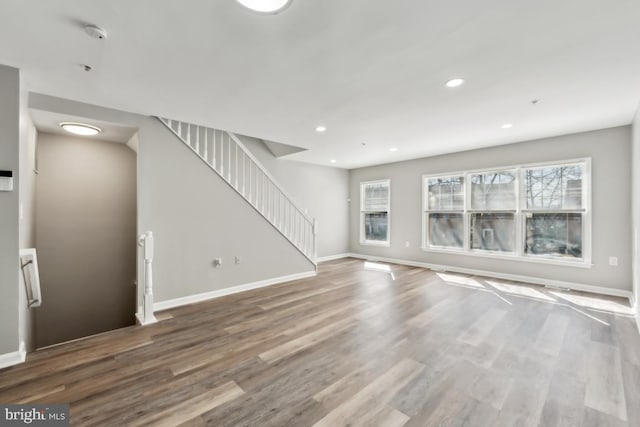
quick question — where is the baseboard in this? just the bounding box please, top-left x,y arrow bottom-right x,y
347,252 -> 633,300
316,253 -> 351,263
0,341 -> 26,370
154,270 -> 317,312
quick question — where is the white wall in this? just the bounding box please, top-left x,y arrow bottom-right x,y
239,135 -> 350,258
632,105 -> 640,312
350,126 -> 632,293
0,65 -> 20,355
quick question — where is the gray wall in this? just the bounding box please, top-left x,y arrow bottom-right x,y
18,86 -> 37,351
35,133 -> 137,347
0,65 -> 20,355
632,106 -> 640,311
349,126 -> 632,292
239,135 -> 350,258
137,118 -> 315,303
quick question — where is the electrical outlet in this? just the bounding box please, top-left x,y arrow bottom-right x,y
609,256 -> 618,266
405,241 -> 410,248
235,256 -> 240,265
213,258 -> 222,268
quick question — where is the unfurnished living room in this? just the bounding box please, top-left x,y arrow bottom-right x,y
1,0 -> 640,426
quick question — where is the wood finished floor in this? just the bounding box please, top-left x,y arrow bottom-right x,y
1,258 -> 639,426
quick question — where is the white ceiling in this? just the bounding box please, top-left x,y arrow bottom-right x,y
1,0 -> 639,169
30,109 -> 138,144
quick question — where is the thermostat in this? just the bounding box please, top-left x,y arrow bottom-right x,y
0,170 -> 13,191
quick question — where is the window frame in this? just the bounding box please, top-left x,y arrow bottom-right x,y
422,158 -> 592,268
360,179 -> 391,247
422,174 -> 466,251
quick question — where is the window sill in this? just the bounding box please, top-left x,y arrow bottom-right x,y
360,240 -> 391,248
421,246 -> 593,269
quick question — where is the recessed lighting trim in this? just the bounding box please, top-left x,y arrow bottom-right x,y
445,78 -> 465,88
389,147 -> 398,152
501,123 -> 513,129
315,125 -> 327,133
236,0 -> 292,13
330,159 -> 337,164
60,122 -> 102,136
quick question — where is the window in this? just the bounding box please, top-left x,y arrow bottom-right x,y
523,163 -> 586,259
470,170 -> 516,253
360,180 -> 390,245
422,159 -> 591,266
424,176 -> 464,249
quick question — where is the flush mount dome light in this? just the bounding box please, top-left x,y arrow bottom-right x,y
60,122 -> 102,136
236,0 -> 292,13
445,78 -> 465,88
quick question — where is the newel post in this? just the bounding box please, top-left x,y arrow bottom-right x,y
137,231 -> 158,325
313,219 -> 318,266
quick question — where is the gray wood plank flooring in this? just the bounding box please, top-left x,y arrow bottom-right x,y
0,258 -> 638,426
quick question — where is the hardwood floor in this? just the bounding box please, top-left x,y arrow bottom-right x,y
1,258 -> 639,426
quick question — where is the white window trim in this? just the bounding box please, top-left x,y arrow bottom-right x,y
422,158 -> 593,268
360,179 -> 391,247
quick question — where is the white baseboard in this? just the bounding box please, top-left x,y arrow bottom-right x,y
347,252 -> 633,300
154,270 -> 317,312
0,341 -> 26,370
316,253 -> 351,263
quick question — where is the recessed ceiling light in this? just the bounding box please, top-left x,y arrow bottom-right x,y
236,0 -> 292,13
60,122 -> 102,136
330,159 -> 337,164
389,147 -> 398,152
315,125 -> 327,133
445,78 -> 465,88
501,123 -> 513,129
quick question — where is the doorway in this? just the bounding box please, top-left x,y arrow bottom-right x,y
32,125 -> 138,348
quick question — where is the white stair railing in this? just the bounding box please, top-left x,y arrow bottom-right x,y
157,117 -> 318,266
137,231 -> 157,325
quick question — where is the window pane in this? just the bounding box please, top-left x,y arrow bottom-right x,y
470,213 -> 515,252
471,171 -> 516,210
364,212 -> 388,242
524,164 -> 583,209
428,213 -> 463,248
525,213 -> 582,258
427,176 -> 464,211
363,182 -> 389,211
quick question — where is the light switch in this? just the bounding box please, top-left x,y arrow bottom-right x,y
0,170 -> 13,191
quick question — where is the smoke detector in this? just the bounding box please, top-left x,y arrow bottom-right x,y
85,25 -> 108,40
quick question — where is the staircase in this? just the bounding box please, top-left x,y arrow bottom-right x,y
157,117 -> 317,267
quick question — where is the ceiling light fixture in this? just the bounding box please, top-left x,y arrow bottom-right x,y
315,125 -> 327,133
60,122 -> 102,136
501,123 -> 513,129
389,147 -> 398,152
330,159 -> 337,164
236,0 -> 292,13
445,78 -> 465,88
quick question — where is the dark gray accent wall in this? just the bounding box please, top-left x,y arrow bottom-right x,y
349,126 -> 632,292
0,65 -> 20,354
35,133 -> 137,347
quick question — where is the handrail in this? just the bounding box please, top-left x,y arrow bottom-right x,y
227,132 -> 313,224
137,231 -> 158,325
156,117 -> 317,265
